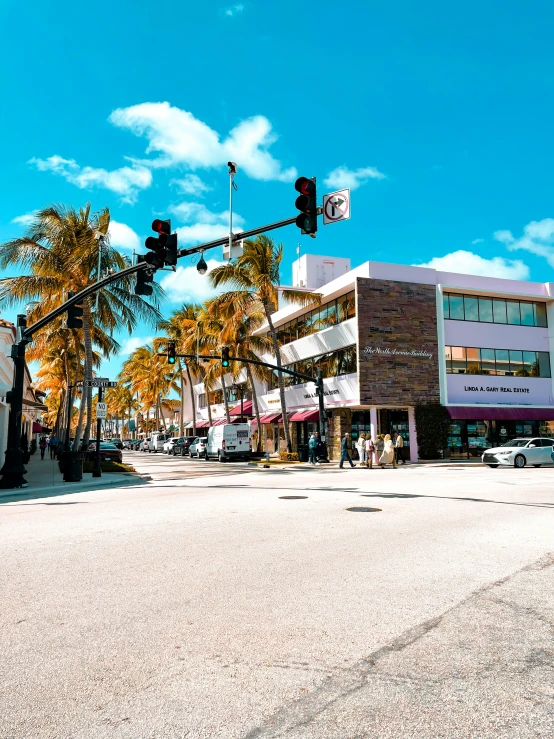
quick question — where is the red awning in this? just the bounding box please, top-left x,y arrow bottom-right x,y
196,420 -> 209,428
260,412 -> 282,424
230,400 -> 253,416
289,409 -> 319,422
32,421 -> 43,433
447,406 -> 554,421
213,418 -> 227,426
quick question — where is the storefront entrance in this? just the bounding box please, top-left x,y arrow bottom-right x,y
448,419 -> 554,459
378,409 -> 410,456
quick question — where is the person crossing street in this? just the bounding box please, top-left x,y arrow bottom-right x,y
339,432 -> 356,469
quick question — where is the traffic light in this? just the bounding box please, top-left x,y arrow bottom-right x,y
165,233 -> 178,267
145,219 -> 171,269
294,176 -> 317,237
221,346 -> 230,367
135,255 -> 154,296
67,291 -> 83,329
167,341 -> 176,364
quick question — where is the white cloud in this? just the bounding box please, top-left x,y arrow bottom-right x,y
471,238 -> 484,245
11,212 -> 36,226
324,165 -> 386,191
108,102 -> 296,182
225,3 -> 244,16
109,221 -> 140,251
119,335 -> 154,355
160,259 -> 227,303
494,218 -> 554,268
415,250 -> 530,280
170,174 -> 212,196
170,201 -> 245,244
29,155 -> 152,204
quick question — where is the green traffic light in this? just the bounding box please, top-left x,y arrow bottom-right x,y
168,356 -> 176,364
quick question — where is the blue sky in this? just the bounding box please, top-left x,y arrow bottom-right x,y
2,0 -> 554,379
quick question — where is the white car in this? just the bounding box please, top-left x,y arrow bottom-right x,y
482,438 -> 554,468
140,438 -> 150,452
163,437 -> 182,454
188,437 -> 207,458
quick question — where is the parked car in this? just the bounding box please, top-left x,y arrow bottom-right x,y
163,436 -> 182,454
108,438 -> 124,450
173,437 -> 194,456
148,432 -> 169,453
140,438 -> 150,452
189,437 -> 207,458
84,442 -> 123,464
205,423 -> 251,462
482,438 -> 554,468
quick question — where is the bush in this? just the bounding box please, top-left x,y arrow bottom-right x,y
414,403 -> 451,459
278,451 -> 299,462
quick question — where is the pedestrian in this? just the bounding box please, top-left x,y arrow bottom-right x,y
356,433 -> 366,466
374,434 -> 384,467
314,431 -> 324,463
365,435 -> 375,469
379,434 -> 397,469
308,433 -> 317,465
49,434 -> 58,459
339,432 -> 356,469
394,432 -> 406,464
39,436 -> 47,460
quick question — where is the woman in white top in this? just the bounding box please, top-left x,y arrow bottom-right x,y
356,433 -> 366,465
379,434 -> 397,469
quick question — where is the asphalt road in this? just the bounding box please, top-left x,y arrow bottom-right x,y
1,458 -> 553,738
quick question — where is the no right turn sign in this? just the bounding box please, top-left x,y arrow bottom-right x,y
323,189 -> 351,225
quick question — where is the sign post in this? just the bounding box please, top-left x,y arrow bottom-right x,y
92,387 -> 107,478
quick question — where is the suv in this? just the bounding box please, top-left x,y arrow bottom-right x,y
173,437 -> 194,456
189,437 -> 207,458
140,438 -> 150,452
163,436 -> 182,454
109,438 -> 124,450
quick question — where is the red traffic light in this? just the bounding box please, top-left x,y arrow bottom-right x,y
151,219 -> 171,235
295,177 -> 315,196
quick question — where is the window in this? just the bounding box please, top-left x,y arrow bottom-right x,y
444,292 -> 548,327
445,346 -> 551,378
278,345 -> 357,386
275,291 -> 356,348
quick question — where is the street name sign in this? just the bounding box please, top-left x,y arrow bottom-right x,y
96,402 -> 107,419
323,188 -> 351,225
85,379 -> 117,388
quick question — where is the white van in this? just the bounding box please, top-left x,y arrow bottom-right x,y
205,423 -> 251,462
149,432 -> 170,453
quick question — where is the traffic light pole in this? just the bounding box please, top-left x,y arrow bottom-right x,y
0,208 -> 323,489
92,387 -> 103,478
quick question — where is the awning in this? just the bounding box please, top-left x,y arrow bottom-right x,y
213,418 -> 227,426
260,412 -> 282,424
32,421 -> 43,433
230,400 -> 253,416
196,420 -> 210,428
447,406 -> 554,421
183,421 -> 194,429
22,398 -> 48,410
289,409 -> 319,422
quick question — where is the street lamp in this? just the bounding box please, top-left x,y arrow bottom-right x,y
196,251 -> 207,275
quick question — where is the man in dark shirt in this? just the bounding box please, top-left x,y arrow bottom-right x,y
339,432 -> 356,469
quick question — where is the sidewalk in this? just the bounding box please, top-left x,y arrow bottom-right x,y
0,452 -> 149,502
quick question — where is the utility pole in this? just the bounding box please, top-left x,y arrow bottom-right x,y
93,387 -> 103,478
0,315 -> 29,488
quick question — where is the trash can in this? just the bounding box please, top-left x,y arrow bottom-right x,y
298,444 -> 309,463
62,450 -> 83,482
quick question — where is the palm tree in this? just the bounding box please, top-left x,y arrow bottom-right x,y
0,203 -> 163,451
209,235 -> 320,451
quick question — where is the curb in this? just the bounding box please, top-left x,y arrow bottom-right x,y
0,474 -> 151,500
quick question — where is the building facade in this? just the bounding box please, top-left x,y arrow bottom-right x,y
188,257 -> 554,461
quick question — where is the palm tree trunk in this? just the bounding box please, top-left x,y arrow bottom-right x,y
245,362 -> 262,453
81,300 -> 94,446
220,373 -> 231,424
264,308 -> 291,452
206,390 -> 213,427
185,364 -> 196,436
179,361 -> 185,437
159,397 -> 167,430
155,396 -> 160,431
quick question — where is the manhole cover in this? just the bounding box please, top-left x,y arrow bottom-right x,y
279,496 -> 308,500
346,506 -> 382,513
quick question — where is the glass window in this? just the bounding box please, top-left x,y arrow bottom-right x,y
523,351 -> 536,376
538,352 -> 551,378
327,300 -> 338,326
506,301 -> 521,325
451,346 -> 466,373
346,291 -> 356,319
480,348 -> 496,375
495,349 -> 510,375
478,297 -> 493,322
535,303 -> 547,328
493,299 -> 507,324
445,346 -> 452,373
449,295 -> 464,320
464,296 -> 479,321
443,293 -> 450,319
296,315 -> 307,340
466,347 -> 480,374
520,302 -> 534,326
509,350 -> 524,375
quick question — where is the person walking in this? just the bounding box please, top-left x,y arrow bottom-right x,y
339,432 -> 356,468
356,433 -> 366,466
379,434 -> 397,469
394,432 -> 406,464
374,434 -> 384,467
365,435 -> 375,469
39,436 -> 47,460
49,434 -> 58,459
308,433 -> 318,465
